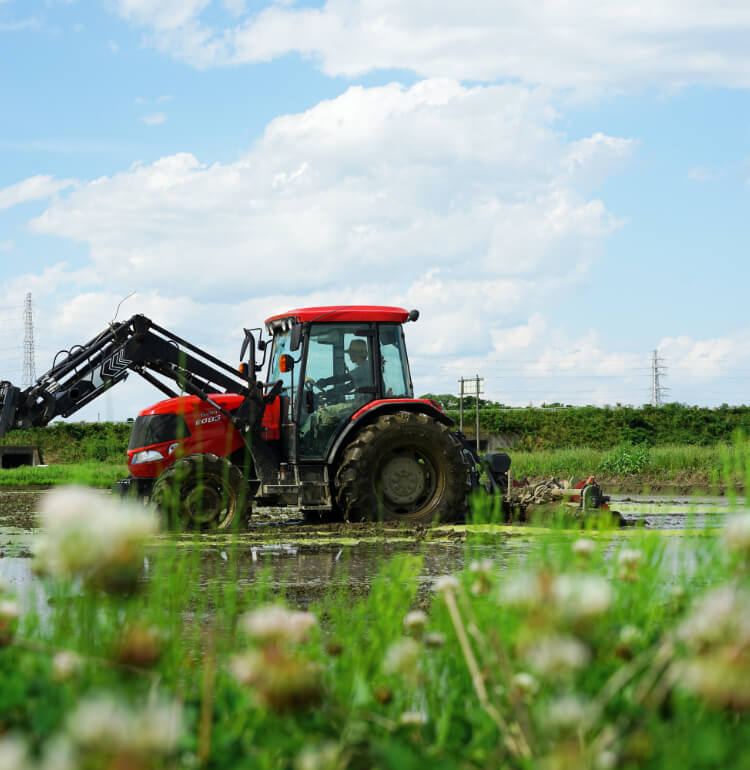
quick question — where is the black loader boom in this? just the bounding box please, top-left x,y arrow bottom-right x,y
0,314 -> 262,437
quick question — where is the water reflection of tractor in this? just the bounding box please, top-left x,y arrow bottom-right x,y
0,305 -> 610,528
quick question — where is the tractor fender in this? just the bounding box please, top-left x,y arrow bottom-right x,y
326,399 -> 454,467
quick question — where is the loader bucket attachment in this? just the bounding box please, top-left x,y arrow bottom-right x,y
0,382 -> 21,437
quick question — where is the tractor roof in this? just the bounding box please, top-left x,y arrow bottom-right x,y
265,305 -> 410,327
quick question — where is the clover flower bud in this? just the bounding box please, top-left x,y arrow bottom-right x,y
573,538 -> 595,559
384,637 -> 421,678
525,634 -> 590,678
552,574 -> 612,623
543,694 -> 595,733
723,512 -> 750,559
0,736 -> 31,770
295,742 -> 341,770
433,575 -> 460,593
617,548 -> 644,581
403,610 -> 429,636
512,671 -> 539,698
240,606 -> 317,645
497,573 -> 543,610
52,651 -> 83,682
399,711 -> 428,727
0,599 -> 20,645
424,632 -> 446,649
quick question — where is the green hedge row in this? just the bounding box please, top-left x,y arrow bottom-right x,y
5,402 -> 750,462
0,422 -> 132,463
433,401 -> 750,450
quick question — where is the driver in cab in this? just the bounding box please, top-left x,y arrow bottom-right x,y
346,339 -> 372,390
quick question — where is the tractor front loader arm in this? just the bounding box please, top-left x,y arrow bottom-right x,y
0,314 -> 255,436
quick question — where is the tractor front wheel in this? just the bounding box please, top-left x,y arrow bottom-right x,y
151,454 -> 245,531
335,411 -> 467,524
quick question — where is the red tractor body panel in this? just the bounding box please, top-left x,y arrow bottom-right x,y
127,393 -> 250,478
350,398 -> 444,422
265,305 -> 410,326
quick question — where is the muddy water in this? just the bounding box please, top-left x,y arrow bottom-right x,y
0,488 -> 736,606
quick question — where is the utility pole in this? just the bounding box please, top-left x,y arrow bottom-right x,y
22,293 -> 36,389
458,375 -> 484,452
650,349 -> 668,406
458,377 -> 465,432
475,374 -> 481,456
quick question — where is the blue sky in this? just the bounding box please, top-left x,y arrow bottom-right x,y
1,0 -> 750,419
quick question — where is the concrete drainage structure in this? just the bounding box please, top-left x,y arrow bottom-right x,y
0,446 -> 43,469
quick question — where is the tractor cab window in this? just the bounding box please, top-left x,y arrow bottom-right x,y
268,330 -> 293,394
378,324 -> 412,398
298,323 -> 375,458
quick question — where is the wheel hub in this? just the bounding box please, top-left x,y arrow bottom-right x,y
184,483 -> 224,523
380,455 -> 426,506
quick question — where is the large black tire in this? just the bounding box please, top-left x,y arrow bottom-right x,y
151,454 -> 246,531
335,411 -> 468,524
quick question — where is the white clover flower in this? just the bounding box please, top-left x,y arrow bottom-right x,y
295,742 -> 341,770
618,548 -> 643,569
543,694 -> 595,733
573,538 -> 595,558
424,631 -> 446,648
39,735 -> 76,770
229,651 -> 264,685
470,559 -> 494,574
525,634 -> 590,678
0,736 -> 31,770
433,575 -> 460,593
384,637 -> 421,677
52,651 -> 83,682
552,574 -> 612,622
678,585 -> 750,649
512,671 -> 539,697
240,606 -> 317,645
497,573 -> 543,610
36,486 -> 158,590
0,599 -> 20,620
595,749 -> 619,769
403,610 -> 428,634
67,692 -> 183,758
399,710 -> 428,726
723,512 -> 750,557
130,699 -> 184,755
618,625 -> 643,648
67,695 -> 131,750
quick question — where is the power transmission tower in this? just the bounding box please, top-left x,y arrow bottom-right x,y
22,292 -> 36,388
650,349 -> 668,406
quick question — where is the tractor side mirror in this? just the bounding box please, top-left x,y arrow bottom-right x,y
289,322 -> 303,351
240,329 -> 257,384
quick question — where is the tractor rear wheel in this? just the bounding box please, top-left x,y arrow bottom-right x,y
151,454 -> 245,531
335,411 -> 467,524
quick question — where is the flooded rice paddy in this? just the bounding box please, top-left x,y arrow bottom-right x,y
0,488 -> 736,607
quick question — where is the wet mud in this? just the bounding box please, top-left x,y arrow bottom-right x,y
0,486 -> 734,607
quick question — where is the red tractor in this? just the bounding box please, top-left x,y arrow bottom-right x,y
1,306 -> 471,527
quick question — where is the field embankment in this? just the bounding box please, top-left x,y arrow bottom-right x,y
0,422 -> 130,464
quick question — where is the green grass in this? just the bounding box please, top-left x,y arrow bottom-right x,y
508,442 -> 744,488
0,462 -> 128,487
2,494 -> 750,768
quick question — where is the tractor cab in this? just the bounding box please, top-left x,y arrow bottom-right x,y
263,306 -> 417,461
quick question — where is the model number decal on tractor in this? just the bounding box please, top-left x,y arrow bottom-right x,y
195,413 -> 221,426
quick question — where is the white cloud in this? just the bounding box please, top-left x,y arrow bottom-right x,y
114,1 -> 750,93
0,175 -> 75,211
0,240 -> 12,252
28,81 -> 625,309
108,39 -> 119,53
141,112 -> 167,125
0,18 -> 40,32
0,79 -> 640,413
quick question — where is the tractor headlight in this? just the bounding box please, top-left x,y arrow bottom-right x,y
131,449 -> 163,464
